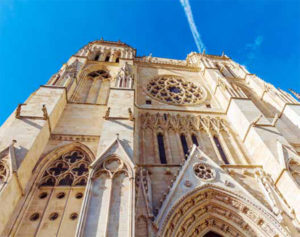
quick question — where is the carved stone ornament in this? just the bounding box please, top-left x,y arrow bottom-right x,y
146,75 -> 207,105
40,150 -> 89,187
0,156 -> 9,189
193,163 -> 215,181
184,180 -> 193,187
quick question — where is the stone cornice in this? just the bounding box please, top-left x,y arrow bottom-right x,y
50,134 -> 99,142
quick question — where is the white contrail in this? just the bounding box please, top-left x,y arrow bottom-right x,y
180,0 -> 206,53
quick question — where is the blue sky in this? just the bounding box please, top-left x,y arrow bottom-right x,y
0,0 -> 299,124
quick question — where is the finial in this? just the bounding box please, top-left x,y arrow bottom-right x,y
42,104 -> 48,119
100,37 -> 104,41
116,133 -> 120,139
103,107 -> 110,120
222,51 -> 225,57
202,49 -> 206,55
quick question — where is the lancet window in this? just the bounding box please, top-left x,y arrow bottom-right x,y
141,113 -> 246,165
94,53 -> 101,61
157,133 -> 167,164
191,134 -> 199,146
180,134 -> 189,159
213,136 -> 229,164
105,53 -> 110,62
13,149 -> 91,237
81,155 -> 133,236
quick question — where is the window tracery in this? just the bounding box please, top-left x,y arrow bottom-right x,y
146,76 -> 207,105
40,150 -> 89,186
70,68 -> 110,104
88,70 -> 109,79
13,148 -> 91,236
0,154 -> 10,191
193,163 -> 215,181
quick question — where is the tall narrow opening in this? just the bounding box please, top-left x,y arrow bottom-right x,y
191,134 -> 199,146
94,53 -> 100,61
180,134 -> 189,159
157,133 -> 167,164
105,54 -> 110,62
213,135 -> 229,164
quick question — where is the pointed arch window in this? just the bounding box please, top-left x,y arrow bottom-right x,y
105,54 -> 110,62
213,136 -> 229,164
157,133 -> 167,164
180,134 -> 189,159
191,134 -> 199,146
94,53 -> 101,61
13,149 -> 91,236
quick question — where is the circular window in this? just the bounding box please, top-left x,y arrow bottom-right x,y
56,192 -> 65,199
30,213 -> 40,221
49,212 -> 59,221
70,213 -> 78,220
193,163 -> 215,181
76,192 -> 83,199
39,192 -> 48,199
146,76 -> 207,105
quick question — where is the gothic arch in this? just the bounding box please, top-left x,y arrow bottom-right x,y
158,185 -> 288,237
287,158 -> 300,186
71,63 -> 111,103
77,151 -> 134,237
78,63 -> 110,80
8,142 -> 94,237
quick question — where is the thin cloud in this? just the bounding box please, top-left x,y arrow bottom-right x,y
180,0 -> 206,53
245,35 -> 264,60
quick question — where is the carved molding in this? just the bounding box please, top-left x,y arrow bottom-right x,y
159,186 -> 289,237
50,134 -> 99,142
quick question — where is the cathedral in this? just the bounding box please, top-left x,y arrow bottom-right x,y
0,39 -> 300,237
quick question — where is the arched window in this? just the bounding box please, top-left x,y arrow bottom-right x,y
157,133 -> 167,164
116,57 -> 120,63
13,149 -> 91,236
105,54 -> 110,62
180,134 -> 189,159
191,134 -> 199,146
213,136 -> 229,164
94,53 -> 101,61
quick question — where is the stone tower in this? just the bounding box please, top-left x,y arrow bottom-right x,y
0,39 -> 300,237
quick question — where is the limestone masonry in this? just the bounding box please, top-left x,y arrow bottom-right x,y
0,40 -> 300,237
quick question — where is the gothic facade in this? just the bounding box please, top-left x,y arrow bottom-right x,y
0,39 -> 300,237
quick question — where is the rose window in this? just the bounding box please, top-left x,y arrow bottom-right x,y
193,163 -> 215,181
146,76 -> 206,105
